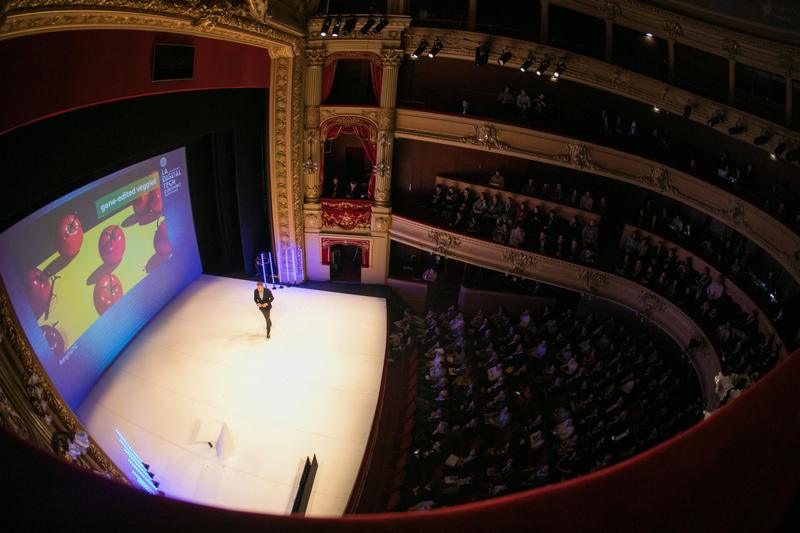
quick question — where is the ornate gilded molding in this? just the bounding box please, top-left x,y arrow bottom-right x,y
305,47 -> 326,67
637,166 -> 673,194
304,211 -> 321,229
722,38 -> 741,59
639,290 -> 668,313
663,20 -> 683,40
427,229 -> 462,256
372,215 -> 390,232
379,48 -> 404,68
458,124 -> 511,151
0,281 -> 125,480
579,269 -> 609,293
558,143 -> 597,170
502,249 -> 538,275
600,0 -> 621,21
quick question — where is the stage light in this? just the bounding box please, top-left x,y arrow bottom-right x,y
535,57 -> 550,76
706,112 -> 724,127
373,17 -> 389,33
754,131 -> 771,145
520,52 -> 535,72
728,123 -> 745,135
772,142 -> 786,160
498,48 -> 512,66
645,32 -> 654,38
331,17 -> 341,37
652,105 -> 661,113
475,43 -> 489,66
320,17 -> 331,37
428,39 -> 443,58
342,16 -> 357,35
553,60 -> 566,78
411,39 -> 429,60
360,16 -> 375,33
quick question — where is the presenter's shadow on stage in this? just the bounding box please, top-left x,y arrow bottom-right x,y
225,328 -> 272,345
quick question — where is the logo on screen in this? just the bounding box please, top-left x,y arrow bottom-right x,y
160,157 -> 167,168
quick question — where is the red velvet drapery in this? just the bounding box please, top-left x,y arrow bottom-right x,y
320,119 -> 378,197
370,61 -> 382,103
321,53 -> 382,104
321,60 -> 338,102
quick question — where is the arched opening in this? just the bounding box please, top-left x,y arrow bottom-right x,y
320,116 -> 377,199
321,53 -> 382,106
329,243 -> 362,282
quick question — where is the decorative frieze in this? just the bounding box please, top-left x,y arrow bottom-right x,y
458,124 -> 511,151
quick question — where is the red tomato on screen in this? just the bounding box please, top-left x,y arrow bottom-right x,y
56,213 -> 83,257
98,225 -> 126,264
154,219 -> 171,256
41,324 -> 65,357
93,274 -> 123,314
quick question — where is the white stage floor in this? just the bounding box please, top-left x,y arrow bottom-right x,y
77,275 -> 387,517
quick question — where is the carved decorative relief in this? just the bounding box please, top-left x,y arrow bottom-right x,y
380,48 -> 404,68
458,124 -> 511,151
304,211 -> 321,229
601,0 -> 621,21
502,249 -> 538,275
722,38 -> 741,59
305,48 -> 326,67
579,270 -> 609,293
559,143 -> 598,170
291,53 -> 305,247
377,107 -> 396,131
637,166 -> 673,194
663,20 -> 682,40
305,106 -> 320,129
0,384 -> 29,440
778,53 -> 797,76
639,290 -> 667,313
427,229 -> 462,256
373,215 -> 390,232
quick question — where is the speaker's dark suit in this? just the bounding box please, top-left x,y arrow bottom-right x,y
254,288 -> 274,334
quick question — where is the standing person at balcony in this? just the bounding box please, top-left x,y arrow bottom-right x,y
579,191 -> 594,211
461,99 -> 471,116
509,222 -> 526,247
326,176 -> 343,198
345,179 -> 361,199
488,170 -> 505,189
516,89 -> 531,122
497,86 -> 514,118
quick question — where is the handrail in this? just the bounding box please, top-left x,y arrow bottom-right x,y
388,214 -> 720,409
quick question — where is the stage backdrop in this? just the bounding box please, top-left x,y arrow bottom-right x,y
0,148 -> 202,408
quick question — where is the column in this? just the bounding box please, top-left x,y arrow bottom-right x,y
604,20 -> 613,63
373,49 -> 403,208
728,58 -> 736,106
540,0 -> 549,44
303,49 -> 325,204
468,0 -> 477,32
786,76 -> 793,127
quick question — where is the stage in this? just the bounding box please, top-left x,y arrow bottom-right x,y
77,275 -> 387,517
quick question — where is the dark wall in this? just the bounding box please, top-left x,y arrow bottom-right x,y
0,30 -> 270,134
0,88 -> 270,277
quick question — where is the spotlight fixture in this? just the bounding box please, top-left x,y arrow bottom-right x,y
652,105 -> 661,113
498,48 -> 512,66
753,130 -> 771,145
411,39 -> 429,60
772,142 -> 787,160
728,122 -> 745,135
342,16 -> 357,35
520,52 -> 535,72
373,17 -> 389,33
535,57 -> 550,76
706,111 -> 725,127
320,17 -> 331,37
331,16 -> 341,37
645,32 -> 654,38
427,38 -> 443,59
360,16 -> 375,33
553,60 -> 566,78
475,43 -> 490,66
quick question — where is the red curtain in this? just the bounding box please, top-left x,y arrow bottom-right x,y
321,59 -> 337,103
320,121 -> 377,197
370,61 -> 382,103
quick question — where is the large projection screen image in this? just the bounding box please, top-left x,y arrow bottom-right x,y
0,148 -> 202,408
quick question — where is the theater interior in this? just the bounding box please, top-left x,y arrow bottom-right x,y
1,0 -> 799,530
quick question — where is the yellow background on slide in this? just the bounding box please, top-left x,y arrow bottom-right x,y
37,205 -> 161,351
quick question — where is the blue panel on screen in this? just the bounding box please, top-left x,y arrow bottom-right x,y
0,148 -> 202,409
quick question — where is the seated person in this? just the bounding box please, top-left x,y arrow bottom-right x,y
488,170 -> 505,189
345,179 -> 362,198
326,176 -> 343,198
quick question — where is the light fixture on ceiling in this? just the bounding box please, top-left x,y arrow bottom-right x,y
411,39 -> 429,60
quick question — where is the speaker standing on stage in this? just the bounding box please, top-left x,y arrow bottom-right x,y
254,281 -> 274,339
